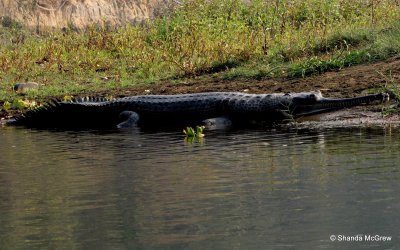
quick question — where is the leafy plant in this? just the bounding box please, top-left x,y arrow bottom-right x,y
0,99 -> 37,111
12,99 -> 28,109
63,95 -> 74,101
183,125 -> 205,137
1,101 -> 11,111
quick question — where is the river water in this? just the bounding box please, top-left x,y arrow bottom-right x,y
0,126 -> 399,249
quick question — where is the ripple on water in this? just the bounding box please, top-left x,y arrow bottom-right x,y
0,126 -> 399,249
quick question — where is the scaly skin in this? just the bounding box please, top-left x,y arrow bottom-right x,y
9,91 -> 389,129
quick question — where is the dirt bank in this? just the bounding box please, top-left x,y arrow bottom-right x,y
91,56 -> 400,98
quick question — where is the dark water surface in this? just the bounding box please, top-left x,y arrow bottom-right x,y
0,126 -> 399,249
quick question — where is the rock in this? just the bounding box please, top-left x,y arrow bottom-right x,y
13,82 -> 39,93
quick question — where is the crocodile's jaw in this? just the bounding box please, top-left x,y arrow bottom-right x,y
289,92 -> 389,117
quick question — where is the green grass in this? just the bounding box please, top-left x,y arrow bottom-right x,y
1,0 -> 400,102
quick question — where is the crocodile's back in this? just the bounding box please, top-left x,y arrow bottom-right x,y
114,92 -> 230,114
113,92 -> 283,114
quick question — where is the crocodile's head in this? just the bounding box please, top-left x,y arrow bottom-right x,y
286,91 -> 389,117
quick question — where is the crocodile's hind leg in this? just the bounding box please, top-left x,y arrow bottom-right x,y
117,111 -> 140,128
202,117 -> 233,130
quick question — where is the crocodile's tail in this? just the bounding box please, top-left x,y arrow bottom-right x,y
9,97 -> 121,129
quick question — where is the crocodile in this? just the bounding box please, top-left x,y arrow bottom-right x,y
8,91 -> 389,129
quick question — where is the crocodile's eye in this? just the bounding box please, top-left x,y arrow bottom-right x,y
308,93 -> 318,100
292,93 -> 318,104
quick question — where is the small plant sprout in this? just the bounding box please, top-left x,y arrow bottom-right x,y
183,125 -> 205,138
1,101 -> 11,112
63,95 -> 74,101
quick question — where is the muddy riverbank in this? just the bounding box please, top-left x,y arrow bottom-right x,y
2,57 -> 400,129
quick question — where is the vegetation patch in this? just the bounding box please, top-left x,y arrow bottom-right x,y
1,0 -> 400,102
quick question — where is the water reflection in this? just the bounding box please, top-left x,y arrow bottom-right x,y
0,126 -> 399,249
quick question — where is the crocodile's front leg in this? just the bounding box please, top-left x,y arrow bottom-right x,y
117,111 -> 140,128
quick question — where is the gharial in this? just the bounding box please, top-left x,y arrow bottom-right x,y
7,91 -> 389,129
